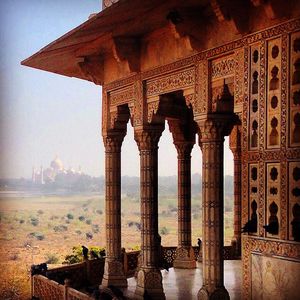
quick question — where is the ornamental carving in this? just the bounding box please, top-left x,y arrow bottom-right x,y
102,89 -> 108,135
146,68 -> 195,97
175,247 -> 189,259
103,134 -> 124,152
280,34 -> 288,150
133,78 -> 143,126
211,57 -> 235,79
134,128 -> 164,151
197,115 -> 236,142
147,100 -> 159,123
195,60 -> 208,113
110,86 -> 134,107
234,48 -> 245,104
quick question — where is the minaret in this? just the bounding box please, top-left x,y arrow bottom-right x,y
32,167 -> 36,183
40,166 -> 44,184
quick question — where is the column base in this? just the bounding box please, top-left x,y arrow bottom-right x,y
198,286 -> 230,300
101,260 -> 127,288
135,268 -> 165,300
173,246 -> 196,269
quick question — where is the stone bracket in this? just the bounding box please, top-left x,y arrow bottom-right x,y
77,55 -> 103,85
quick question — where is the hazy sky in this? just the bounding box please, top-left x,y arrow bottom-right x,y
0,0 -> 233,179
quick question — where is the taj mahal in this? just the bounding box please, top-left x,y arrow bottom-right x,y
32,156 -> 83,184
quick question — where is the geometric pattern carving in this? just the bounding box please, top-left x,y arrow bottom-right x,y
110,85 -> 134,107
211,56 -> 235,79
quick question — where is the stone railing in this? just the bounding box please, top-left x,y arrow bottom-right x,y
32,275 -> 94,300
31,246 -> 238,299
31,259 -> 104,299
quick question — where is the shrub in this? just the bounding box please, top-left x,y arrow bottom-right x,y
75,230 -> 82,235
63,246 -> 83,264
63,246 -> 105,264
37,210 -> 44,215
9,254 -> 19,261
53,225 -> 68,232
96,209 -> 103,215
78,215 -> 85,221
92,224 -> 99,233
30,217 -> 39,226
28,232 -> 45,240
160,226 -> 169,235
66,213 -> 74,220
86,232 -> 93,240
19,219 -> 25,224
85,219 -> 92,225
45,253 -> 59,264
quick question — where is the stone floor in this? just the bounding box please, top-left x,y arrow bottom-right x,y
125,260 -> 242,300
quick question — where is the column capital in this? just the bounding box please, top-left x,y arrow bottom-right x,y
174,142 -> 194,158
103,130 -> 126,152
196,113 -> 238,142
134,126 -> 164,151
229,125 -> 242,157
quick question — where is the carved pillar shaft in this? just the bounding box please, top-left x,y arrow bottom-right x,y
134,128 -> 165,300
232,151 -> 242,254
201,140 -> 225,288
101,133 -> 127,288
173,143 -> 196,269
178,146 -> 192,247
197,116 -> 235,300
229,126 -> 242,256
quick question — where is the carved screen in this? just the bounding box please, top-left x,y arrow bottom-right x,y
249,44 -> 260,150
266,163 -> 280,238
249,163 -> 259,235
267,38 -> 282,149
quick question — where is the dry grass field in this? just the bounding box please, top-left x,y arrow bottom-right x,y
0,192 -> 233,299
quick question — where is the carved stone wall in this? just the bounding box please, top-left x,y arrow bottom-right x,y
100,18 -> 300,299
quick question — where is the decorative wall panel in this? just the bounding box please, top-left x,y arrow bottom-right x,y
251,254 -> 300,300
290,31 -> 300,147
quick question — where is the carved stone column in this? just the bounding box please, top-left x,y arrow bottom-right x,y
134,126 -> 165,300
229,126 -> 242,256
101,131 -> 127,288
173,141 -> 196,269
196,115 -> 235,300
